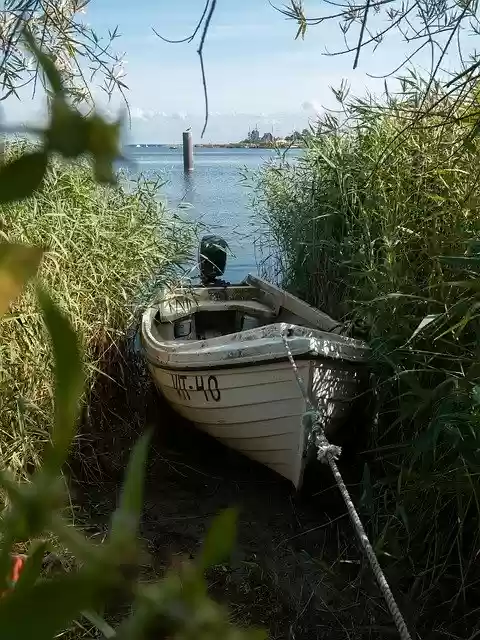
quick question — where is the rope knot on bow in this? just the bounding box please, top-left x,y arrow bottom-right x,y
301,410 -> 342,464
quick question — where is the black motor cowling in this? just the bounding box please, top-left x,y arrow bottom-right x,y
198,235 -> 228,285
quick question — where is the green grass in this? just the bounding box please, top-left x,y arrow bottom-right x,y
253,88 -> 480,636
0,143 -> 193,479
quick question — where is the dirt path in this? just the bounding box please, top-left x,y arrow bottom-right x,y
74,349 -> 387,639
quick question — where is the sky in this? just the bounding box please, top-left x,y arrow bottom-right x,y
1,0 -> 464,143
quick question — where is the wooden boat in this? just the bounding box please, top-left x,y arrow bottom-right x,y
141,236 -> 370,489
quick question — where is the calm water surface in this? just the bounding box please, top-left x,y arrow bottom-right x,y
123,146 -> 297,282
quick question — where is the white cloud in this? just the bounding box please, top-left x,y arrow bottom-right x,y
131,108 -> 169,120
131,107 -> 148,120
302,100 -> 322,114
128,110 -> 313,144
171,111 -> 188,121
131,107 -> 158,120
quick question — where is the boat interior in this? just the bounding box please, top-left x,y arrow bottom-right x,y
148,235 -> 343,343
151,275 -> 342,342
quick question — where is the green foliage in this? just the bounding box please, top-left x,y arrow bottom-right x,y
0,33 -> 260,640
0,243 -> 43,314
254,83 -> 480,635
0,28 -> 122,201
200,508 -> 238,570
37,287 -> 84,470
0,152 -> 49,204
23,28 -> 64,95
0,282 -> 261,636
0,1 -> 126,106
14,541 -> 48,593
109,431 -> 151,552
0,148 -> 191,479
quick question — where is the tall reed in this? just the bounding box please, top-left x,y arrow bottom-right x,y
254,88 -> 480,636
0,145 -> 193,478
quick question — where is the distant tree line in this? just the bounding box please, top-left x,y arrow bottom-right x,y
238,127 -> 313,146
285,129 -> 312,142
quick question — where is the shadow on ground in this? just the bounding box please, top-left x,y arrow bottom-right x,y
71,338 -> 389,640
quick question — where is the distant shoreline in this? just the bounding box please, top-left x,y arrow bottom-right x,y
194,143 -> 303,149
126,143 -> 303,150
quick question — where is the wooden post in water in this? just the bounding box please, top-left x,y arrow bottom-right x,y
183,130 -> 193,172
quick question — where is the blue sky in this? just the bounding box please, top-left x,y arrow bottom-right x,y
2,0 -> 461,142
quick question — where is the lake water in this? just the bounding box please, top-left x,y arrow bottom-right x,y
122,146 -> 294,283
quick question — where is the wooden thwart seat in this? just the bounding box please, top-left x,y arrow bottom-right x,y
157,297 -> 276,324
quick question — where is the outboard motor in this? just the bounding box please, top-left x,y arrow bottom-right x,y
198,235 -> 228,286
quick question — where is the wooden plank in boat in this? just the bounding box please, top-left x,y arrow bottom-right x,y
245,274 -> 340,332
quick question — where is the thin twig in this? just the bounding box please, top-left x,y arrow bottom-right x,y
152,0 -> 217,137
152,0 -> 210,44
353,0 -> 371,69
198,0 -> 217,138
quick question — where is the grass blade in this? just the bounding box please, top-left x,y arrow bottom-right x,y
109,430 -> 151,549
199,508 -> 238,570
37,287 -> 84,470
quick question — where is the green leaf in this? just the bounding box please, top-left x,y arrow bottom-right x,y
81,610 -> 116,639
109,431 -> 151,548
439,255 -> 480,272
48,98 -> 88,158
0,243 -> 43,316
467,240 -> 480,255
0,151 -> 48,203
473,385 -> 480,406
199,508 -> 238,570
23,28 -> 63,94
396,504 -> 409,535
0,573 -> 98,640
93,155 -> 117,185
464,138 -> 476,153
14,542 -> 48,593
87,115 -> 122,184
441,279 -> 480,290
37,287 -> 84,470
406,314 -> 440,344
0,534 -> 15,593
295,20 -> 307,40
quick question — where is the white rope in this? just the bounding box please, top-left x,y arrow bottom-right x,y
281,330 -> 413,640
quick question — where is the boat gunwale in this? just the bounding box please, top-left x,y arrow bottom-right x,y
141,314 -> 370,369
143,350 -> 369,372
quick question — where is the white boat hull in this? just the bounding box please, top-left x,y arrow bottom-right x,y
148,356 -> 365,488
141,274 -> 370,489
149,360 -> 309,487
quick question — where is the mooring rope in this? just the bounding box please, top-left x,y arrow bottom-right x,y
281,330 -> 413,640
